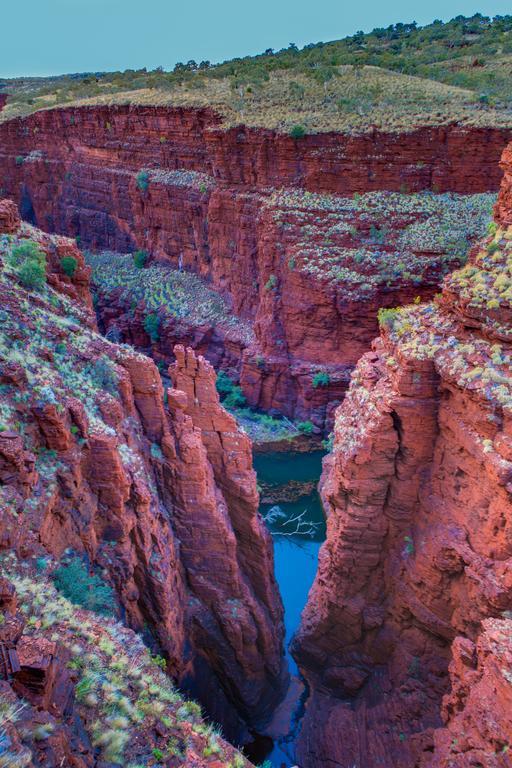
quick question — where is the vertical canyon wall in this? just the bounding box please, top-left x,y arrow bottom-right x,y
0,201 -> 286,744
293,145 -> 512,767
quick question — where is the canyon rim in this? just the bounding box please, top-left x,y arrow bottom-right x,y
1,10 -> 512,768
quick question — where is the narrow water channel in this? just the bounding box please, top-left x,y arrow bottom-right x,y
253,449 -> 326,767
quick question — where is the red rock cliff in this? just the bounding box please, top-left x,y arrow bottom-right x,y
292,148 -> 512,767
0,105 -> 509,198
0,106 -> 507,431
0,203 -> 286,744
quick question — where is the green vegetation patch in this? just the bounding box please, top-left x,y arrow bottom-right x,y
86,250 -> 254,344
60,254 -> 78,277
215,370 -> 307,442
4,15 -> 512,133
9,239 -> 47,290
53,556 -> 115,616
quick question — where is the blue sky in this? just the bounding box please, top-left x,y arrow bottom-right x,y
1,0 -> 511,78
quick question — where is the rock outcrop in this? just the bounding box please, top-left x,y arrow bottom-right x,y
0,203 -> 285,746
0,574 -> 254,768
293,146 -> 512,767
0,197 -> 20,233
426,618 -> 512,767
0,105 -> 506,430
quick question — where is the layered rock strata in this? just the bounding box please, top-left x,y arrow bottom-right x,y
0,105 -> 506,430
0,106 -> 510,201
88,185 -> 493,432
293,157 -> 512,766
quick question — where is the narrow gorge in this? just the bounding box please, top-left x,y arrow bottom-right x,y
1,14 -> 512,767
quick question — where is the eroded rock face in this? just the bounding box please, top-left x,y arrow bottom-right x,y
163,345 -> 287,733
425,619 -> 512,767
293,150 -> 512,766
0,106 -> 507,430
0,204 -> 285,744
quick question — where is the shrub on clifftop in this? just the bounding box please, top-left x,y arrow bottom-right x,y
10,240 -> 47,290
290,124 -> 306,138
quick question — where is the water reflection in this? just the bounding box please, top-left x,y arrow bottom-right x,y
253,450 -> 326,767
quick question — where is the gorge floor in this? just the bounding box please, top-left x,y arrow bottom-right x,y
252,449 -> 326,767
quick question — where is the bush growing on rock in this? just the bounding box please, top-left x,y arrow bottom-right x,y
17,258 -> 46,289
53,556 -> 115,615
378,306 -> 401,329
144,312 -> 160,342
216,371 -> 247,409
264,274 -> 277,291
290,124 -> 306,138
136,170 -> 150,193
215,371 -> 234,399
11,240 -> 43,265
60,254 -> 78,277
312,371 -> 331,388
133,249 -> 148,268
10,240 -> 47,290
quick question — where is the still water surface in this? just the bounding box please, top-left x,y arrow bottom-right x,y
253,450 -> 326,767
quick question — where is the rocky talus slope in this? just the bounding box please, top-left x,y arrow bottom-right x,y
0,105 -> 504,430
0,198 -> 285,760
293,151 -> 512,767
